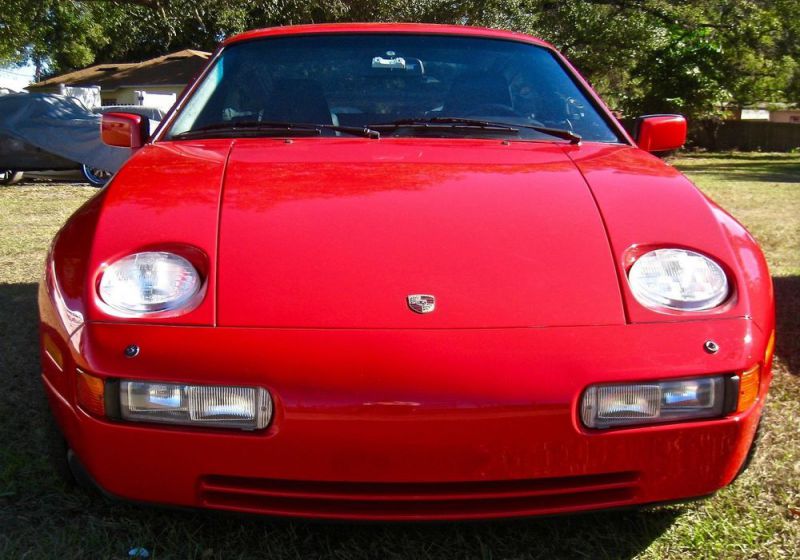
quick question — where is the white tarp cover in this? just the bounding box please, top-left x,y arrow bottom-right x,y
59,85 -> 102,109
0,93 -> 132,172
137,91 -> 176,113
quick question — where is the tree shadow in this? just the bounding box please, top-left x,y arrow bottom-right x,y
0,282 -> 45,416
774,275 -> 800,375
180,506 -> 682,560
0,281 -> 681,559
673,157 -> 800,184
682,152 -> 799,162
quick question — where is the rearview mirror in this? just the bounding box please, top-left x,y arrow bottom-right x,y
101,112 -> 149,149
635,114 -> 687,152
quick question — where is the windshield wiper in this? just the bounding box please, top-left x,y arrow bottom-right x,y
370,117 -> 581,144
172,120 -> 380,140
370,117 -> 519,135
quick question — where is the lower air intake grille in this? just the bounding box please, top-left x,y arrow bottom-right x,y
199,471 -> 640,520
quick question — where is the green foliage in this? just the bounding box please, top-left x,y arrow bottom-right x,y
632,27 -> 729,118
0,0 -> 797,120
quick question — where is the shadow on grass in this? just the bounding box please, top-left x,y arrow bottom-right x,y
774,276 -> 800,375
674,157 -> 800,184
683,153 -> 797,161
0,282 -> 681,559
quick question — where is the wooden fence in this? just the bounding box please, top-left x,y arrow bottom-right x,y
689,121 -> 800,152
621,119 -> 800,152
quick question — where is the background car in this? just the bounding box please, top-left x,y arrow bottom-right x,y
0,168 -> 24,185
0,94 -> 156,187
93,104 -> 165,125
79,106 -> 165,185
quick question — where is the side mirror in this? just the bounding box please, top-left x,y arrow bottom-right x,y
101,112 -> 149,148
635,114 -> 687,152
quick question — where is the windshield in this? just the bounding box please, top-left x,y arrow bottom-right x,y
166,33 -> 623,143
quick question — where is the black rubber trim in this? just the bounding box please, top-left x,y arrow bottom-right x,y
724,375 -> 740,414
104,378 -> 121,419
67,449 -> 197,514
67,449 -> 109,496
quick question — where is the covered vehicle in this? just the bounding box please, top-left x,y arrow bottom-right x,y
0,93 -> 136,186
0,169 -> 25,185
40,24 -> 774,521
93,105 -> 166,124
80,106 -> 164,185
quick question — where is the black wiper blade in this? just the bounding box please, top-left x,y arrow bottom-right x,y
172,120 -> 379,139
171,121 -> 320,139
424,118 -> 580,143
513,123 -> 581,144
172,124 -> 319,139
333,125 -> 380,139
370,117 -> 519,133
371,117 -> 581,144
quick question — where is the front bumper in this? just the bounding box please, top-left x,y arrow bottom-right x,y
41,318 -> 770,520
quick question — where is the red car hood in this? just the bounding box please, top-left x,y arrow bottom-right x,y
217,138 -> 624,328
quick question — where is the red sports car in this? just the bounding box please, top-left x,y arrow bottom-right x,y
39,23 -> 775,520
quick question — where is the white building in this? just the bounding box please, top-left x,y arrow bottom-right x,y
27,50 -> 210,112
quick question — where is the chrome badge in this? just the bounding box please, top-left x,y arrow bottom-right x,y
407,294 -> 436,314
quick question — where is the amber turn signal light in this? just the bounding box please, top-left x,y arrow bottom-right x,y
76,370 -> 105,416
736,364 -> 760,413
764,329 -> 776,367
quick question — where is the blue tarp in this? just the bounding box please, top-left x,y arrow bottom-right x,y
0,93 -> 132,172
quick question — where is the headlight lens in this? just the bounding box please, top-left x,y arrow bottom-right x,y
120,381 -> 272,430
581,376 -> 725,429
98,251 -> 201,314
628,248 -> 728,311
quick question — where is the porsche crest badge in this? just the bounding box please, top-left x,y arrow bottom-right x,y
407,294 -> 436,314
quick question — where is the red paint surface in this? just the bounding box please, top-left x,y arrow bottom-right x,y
101,112 -> 148,149
224,23 -> 554,49
635,115 -> 687,152
40,23 -> 775,520
217,138 -> 623,328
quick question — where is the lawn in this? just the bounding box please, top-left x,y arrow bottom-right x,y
0,153 -> 798,559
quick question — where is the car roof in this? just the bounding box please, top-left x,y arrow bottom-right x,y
223,23 -> 553,49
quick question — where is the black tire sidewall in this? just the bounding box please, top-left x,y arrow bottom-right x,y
81,164 -> 109,188
0,170 -> 24,185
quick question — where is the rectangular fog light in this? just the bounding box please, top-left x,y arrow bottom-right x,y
120,381 -> 272,430
581,376 -> 725,429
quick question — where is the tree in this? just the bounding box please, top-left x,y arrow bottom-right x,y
0,0 -> 108,78
0,0 -> 796,120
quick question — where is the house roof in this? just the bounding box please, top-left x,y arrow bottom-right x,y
28,49 -> 211,91
744,102 -> 798,111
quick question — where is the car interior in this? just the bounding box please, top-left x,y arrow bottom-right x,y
169,34 -> 622,142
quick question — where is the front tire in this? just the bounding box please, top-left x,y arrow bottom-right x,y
45,412 -> 75,487
733,421 -> 763,482
0,170 -> 23,185
81,164 -> 112,187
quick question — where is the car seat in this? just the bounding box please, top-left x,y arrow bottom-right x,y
263,79 -> 333,124
441,71 -> 512,116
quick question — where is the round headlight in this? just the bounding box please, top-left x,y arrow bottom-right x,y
628,248 -> 728,311
98,251 -> 201,314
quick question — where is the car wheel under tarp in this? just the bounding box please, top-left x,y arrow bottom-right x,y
0,170 -> 23,185
81,164 -> 112,187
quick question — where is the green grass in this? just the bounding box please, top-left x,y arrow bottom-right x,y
1,154 -> 798,559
